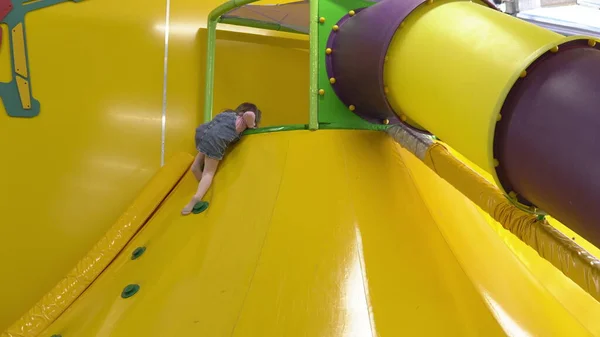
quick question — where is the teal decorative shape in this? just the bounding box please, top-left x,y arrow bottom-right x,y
120,284 -> 140,299
0,0 -> 85,117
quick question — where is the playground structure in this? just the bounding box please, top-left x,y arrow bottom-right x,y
1,0 -> 600,335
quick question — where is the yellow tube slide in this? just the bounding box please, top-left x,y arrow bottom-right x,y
384,0 -> 565,177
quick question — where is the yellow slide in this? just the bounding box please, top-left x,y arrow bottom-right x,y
8,131 -> 599,337
2,0 -> 599,335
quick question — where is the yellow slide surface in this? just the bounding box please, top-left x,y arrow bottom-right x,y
28,130 -> 600,336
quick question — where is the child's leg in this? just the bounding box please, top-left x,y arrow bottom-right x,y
191,152 -> 205,181
193,157 -> 219,200
181,157 -> 220,215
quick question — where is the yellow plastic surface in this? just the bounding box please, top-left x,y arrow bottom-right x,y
11,23 -> 27,78
0,0 -> 168,329
384,0 -> 564,175
32,131 -> 599,337
2,0 -> 599,334
443,141 -> 600,260
477,205 -> 600,336
2,152 -> 192,337
386,123 -> 600,300
15,76 -> 31,109
422,142 -> 600,302
0,0 -> 309,329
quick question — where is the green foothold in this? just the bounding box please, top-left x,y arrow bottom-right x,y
536,214 -> 545,221
192,201 -> 210,214
131,246 -> 146,260
121,284 -> 140,299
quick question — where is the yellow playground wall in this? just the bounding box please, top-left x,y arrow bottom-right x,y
0,0 -> 308,330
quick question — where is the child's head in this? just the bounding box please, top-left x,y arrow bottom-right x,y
235,102 -> 262,127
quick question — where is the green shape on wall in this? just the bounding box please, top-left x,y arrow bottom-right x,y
0,0 -> 85,118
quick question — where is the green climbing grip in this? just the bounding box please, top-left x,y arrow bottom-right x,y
192,201 -> 209,214
131,246 -> 146,260
536,214 -> 546,221
121,284 -> 140,299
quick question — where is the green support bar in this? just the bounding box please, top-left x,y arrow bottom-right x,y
316,0 -> 377,129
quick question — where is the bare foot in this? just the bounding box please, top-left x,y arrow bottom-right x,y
181,197 -> 200,215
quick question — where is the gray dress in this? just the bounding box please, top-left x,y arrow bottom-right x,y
195,112 -> 241,160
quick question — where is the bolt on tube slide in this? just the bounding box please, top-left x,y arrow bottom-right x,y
325,0 -> 600,249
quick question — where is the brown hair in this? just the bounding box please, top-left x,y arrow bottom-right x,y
234,102 -> 262,127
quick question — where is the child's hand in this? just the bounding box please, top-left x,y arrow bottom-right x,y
242,111 -> 257,129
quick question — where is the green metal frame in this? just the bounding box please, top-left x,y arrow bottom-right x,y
242,122 -> 389,136
317,0 -> 378,129
203,0 -> 385,133
203,0 -> 316,129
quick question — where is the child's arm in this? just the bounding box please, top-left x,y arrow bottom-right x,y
242,111 -> 256,129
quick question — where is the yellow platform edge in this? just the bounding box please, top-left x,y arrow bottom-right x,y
1,152 -> 193,337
